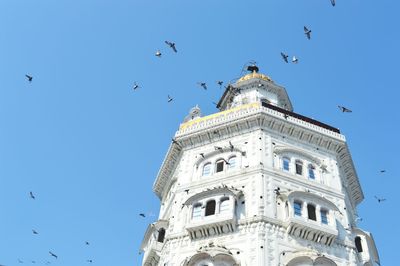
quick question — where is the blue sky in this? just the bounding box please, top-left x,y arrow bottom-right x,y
0,0 -> 399,265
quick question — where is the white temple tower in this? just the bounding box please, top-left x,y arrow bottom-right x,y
140,66 -> 380,266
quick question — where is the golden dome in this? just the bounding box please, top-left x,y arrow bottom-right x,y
237,72 -> 273,83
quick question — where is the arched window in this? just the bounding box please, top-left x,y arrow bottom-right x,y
308,164 -> 316,180
205,200 -> 216,216
202,163 -> 211,176
215,160 -> 224,173
192,203 -> 202,219
295,160 -> 303,175
307,204 -> 317,221
320,209 -> 328,224
355,236 -> 363,252
228,156 -> 236,169
219,197 -> 230,213
157,228 -> 165,243
283,157 -> 290,171
294,201 -> 302,216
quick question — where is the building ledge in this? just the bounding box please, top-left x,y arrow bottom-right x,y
142,240 -> 163,266
287,217 -> 338,246
186,213 -> 236,239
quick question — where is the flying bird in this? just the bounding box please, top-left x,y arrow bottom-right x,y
25,74 -> 33,82
155,50 -> 162,57
330,0 -> 336,6
49,251 -> 58,259
85,241 -> 90,245
184,189 -> 189,194
165,41 -> 177,52
87,260 -> 93,263
199,153 -> 205,158
380,170 -> 386,173
198,82 -> 207,90
338,105 -> 352,113
132,82 -> 140,90
32,229 -> 38,235
292,56 -> 298,64
29,191 -> 35,199
280,52 -> 289,63
139,213 -> 146,218
216,81 -> 223,87
304,26 -> 312,40
374,196 -> 386,203
167,95 -> 173,102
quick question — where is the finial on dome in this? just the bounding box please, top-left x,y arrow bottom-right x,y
247,64 -> 259,73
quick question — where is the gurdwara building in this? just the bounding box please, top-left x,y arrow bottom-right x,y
140,66 -> 380,266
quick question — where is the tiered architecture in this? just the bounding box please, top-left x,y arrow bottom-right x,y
140,66 -> 380,266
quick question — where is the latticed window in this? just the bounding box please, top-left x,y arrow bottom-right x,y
283,157 -> 290,171
192,203 -> 202,219
321,209 -> 328,224
308,164 -> 316,180
228,156 -> 236,169
202,163 -> 211,176
294,201 -> 302,216
219,197 -> 230,213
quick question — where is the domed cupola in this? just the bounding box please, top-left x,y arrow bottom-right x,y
217,65 -> 293,112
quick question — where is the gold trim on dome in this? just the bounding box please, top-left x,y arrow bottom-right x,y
237,72 -> 273,83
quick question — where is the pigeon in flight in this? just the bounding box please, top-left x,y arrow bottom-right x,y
304,26 -> 312,40
292,56 -> 298,64
139,213 -> 146,218
374,196 -> 386,203
165,41 -> 177,53
29,191 -> 35,199
380,170 -> 386,173
85,241 -> 90,245
199,153 -> 205,158
25,74 -> 33,83
216,81 -> 223,88
330,0 -> 336,6
49,251 -> 58,259
198,82 -> 207,90
280,52 -> 289,63
167,95 -> 173,102
338,105 -> 352,113
87,260 -> 93,263
155,50 -> 162,57
184,189 -> 190,194
132,82 -> 140,90
32,229 -> 39,235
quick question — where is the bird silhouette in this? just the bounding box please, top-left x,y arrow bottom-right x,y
198,82 -> 207,90
32,229 -> 38,235
280,52 -> 289,63
330,0 -> 336,6
167,95 -> 173,102
49,251 -> 58,259
25,74 -> 33,82
292,56 -> 298,64
184,189 -> 189,194
199,153 -> 205,158
165,41 -> 177,52
29,191 -> 35,199
155,50 -> 162,57
87,259 -> 93,263
304,26 -> 312,40
374,196 -> 386,203
380,170 -> 386,173
338,105 -> 352,113
133,82 -> 140,90
228,141 -> 234,151
216,81 -> 223,87
139,213 -> 146,218
85,241 -> 90,245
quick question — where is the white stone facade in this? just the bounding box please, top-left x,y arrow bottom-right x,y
140,70 -> 380,266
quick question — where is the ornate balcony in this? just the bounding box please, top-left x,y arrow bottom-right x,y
186,212 -> 236,240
